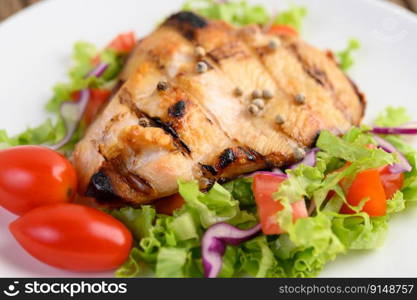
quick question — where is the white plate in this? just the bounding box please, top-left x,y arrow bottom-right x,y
0,0 -> 417,278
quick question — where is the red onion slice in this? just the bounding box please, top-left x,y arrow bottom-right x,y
86,62 -> 109,78
50,89 -> 90,150
202,223 -> 261,278
373,135 -> 412,173
289,148 -> 320,170
371,127 -> 417,135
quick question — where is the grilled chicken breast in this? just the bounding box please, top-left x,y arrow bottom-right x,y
73,12 -> 366,207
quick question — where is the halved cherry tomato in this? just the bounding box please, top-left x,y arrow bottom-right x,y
9,203 -> 132,271
107,31 -> 136,54
0,146 -> 77,216
379,165 -> 404,199
268,24 -> 298,37
72,89 -> 111,125
154,193 -> 185,215
340,169 -> 387,217
253,174 -> 308,235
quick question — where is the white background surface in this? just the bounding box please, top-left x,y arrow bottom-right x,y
0,0 -> 416,277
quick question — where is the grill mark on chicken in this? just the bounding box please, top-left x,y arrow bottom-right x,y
323,50 -> 366,115
200,163 -> 218,176
151,117 -> 192,155
240,146 -> 259,162
119,88 -> 192,155
218,148 -> 236,169
207,42 -> 248,63
287,43 -> 348,111
213,146 -> 265,179
286,47 -> 329,87
199,145 -> 266,182
174,74 -> 235,144
285,42 -> 364,125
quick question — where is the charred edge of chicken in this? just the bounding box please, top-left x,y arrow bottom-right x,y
85,171 -> 116,201
164,11 -> 208,40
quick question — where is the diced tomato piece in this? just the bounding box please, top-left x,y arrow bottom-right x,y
340,169 -> 387,217
154,193 -> 185,215
253,174 -> 308,235
379,165 -> 404,199
268,24 -> 298,37
107,31 -> 136,54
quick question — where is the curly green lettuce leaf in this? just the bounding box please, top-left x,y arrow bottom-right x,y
155,247 -> 189,278
182,0 -> 307,31
111,206 -> 156,240
167,211 -> 199,241
277,165 -> 324,203
111,205 -> 200,278
387,191 -> 406,214
331,213 -> 388,250
0,118 -> 82,153
69,42 -> 97,80
274,4 -> 308,31
222,177 -> 255,207
0,119 -> 62,150
178,180 -> 240,228
218,246 -> 238,278
115,248 -> 143,278
374,106 -> 411,127
337,38 -> 361,71
273,213 -> 345,278
238,236 -> 278,278
182,0 -> 270,26
317,130 -> 393,165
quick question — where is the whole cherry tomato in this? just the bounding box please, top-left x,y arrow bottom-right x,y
9,203 -> 132,272
0,146 -> 77,215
